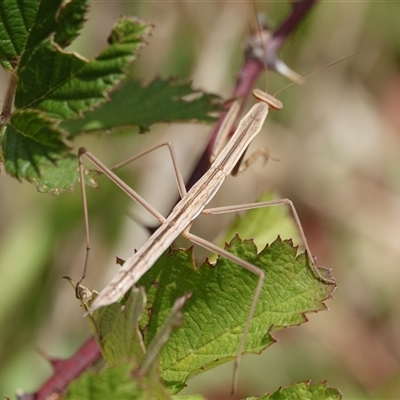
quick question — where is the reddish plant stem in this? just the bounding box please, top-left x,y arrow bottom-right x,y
18,339 -> 100,400
185,0 -> 316,192
187,58 -> 263,187
269,0 -> 317,55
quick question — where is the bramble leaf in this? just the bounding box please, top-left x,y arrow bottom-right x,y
245,380 -> 342,400
0,1 -> 221,193
63,363 -> 170,400
90,287 -> 146,368
3,109 -> 70,179
15,15 -> 150,118
217,191 -> 301,252
77,190 -> 335,396
54,0 -> 90,48
61,78 -> 221,137
139,237 -> 335,393
0,0 -> 64,70
71,287 -> 189,399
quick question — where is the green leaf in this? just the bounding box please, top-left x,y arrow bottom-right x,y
1,2 -> 221,192
2,109 -> 70,178
74,195 -> 336,397
0,0 -> 61,70
71,287 -> 190,399
138,238 -> 335,393
89,287 -> 189,371
30,155 -> 97,194
61,78 -> 221,137
16,16 -> 152,118
245,380 -> 342,400
217,191 -> 301,253
86,287 -> 147,368
54,0 -> 90,48
141,293 -> 189,375
4,75 -> 220,192
63,363 -> 171,400
0,2 -> 153,186
63,363 -> 149,400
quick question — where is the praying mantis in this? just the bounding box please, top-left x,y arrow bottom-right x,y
77,89 -> 320,390
75,3 -> 330,392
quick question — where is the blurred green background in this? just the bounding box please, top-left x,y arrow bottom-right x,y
1,1 -> 400,399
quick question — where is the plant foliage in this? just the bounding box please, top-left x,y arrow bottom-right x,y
0,0 -> 220,193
